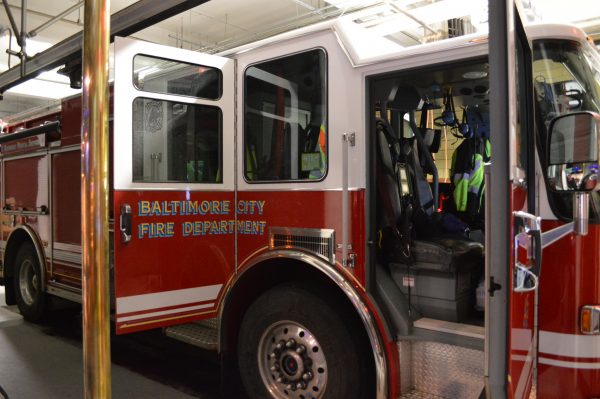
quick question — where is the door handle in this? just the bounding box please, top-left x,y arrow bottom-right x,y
514,264 -> 539,293
120,203 -> 132,243
513,211 -> 542,293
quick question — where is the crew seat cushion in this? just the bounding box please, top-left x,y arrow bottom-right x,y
388,238 -> 483,273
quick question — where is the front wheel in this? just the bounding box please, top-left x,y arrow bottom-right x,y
13,242 -> 48,322
238,283 -> 369,399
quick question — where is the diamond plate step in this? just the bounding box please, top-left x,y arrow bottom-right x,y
399,390 -> 446,399
165,318 -> 218,351
398,340 -> 484,399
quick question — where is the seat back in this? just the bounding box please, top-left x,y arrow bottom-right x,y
375,118 -> 404,227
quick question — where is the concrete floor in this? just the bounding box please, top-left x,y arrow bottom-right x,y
0,287 -> 222,399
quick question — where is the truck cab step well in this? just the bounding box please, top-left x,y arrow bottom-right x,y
398,340 -> 484,399
414,318 -> 484,340
164,318 -> 217,351
398,317 -> 485,352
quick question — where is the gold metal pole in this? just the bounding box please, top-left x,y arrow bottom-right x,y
81,0 -> 111,397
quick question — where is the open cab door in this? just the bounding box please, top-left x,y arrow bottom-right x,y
112,37 -> 234,334
488,1 -> 538,398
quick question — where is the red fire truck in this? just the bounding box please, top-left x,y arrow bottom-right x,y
0,3 -> 599,398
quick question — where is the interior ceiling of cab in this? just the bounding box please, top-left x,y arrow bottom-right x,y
377,60 -> 490,114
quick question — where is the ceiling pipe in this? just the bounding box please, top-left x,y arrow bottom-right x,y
19,0 -> 26,76
28,1 -> 83,38
1,0 -> 27,76
289,0 -> 323,14
388,2 -> 438,35
1,0 -> 21,46
0,0 -> 210,94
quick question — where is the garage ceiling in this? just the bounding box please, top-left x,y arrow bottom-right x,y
0,0 -> 598,119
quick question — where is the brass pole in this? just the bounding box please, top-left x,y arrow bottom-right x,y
81,0 -> 111,398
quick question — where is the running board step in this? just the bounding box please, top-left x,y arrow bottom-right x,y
407,318 -> 485,351
164,318 -> 218,351
398,340 -> 484,399
399,391 -> 446,399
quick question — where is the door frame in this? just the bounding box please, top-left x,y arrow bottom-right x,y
487,1 -> 537,397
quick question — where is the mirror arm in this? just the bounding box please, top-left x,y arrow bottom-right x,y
541,221 -> 575,248
574,192 -> 589,236
539,192 -> 589,250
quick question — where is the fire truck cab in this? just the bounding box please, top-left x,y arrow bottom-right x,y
1,3 -> 600,399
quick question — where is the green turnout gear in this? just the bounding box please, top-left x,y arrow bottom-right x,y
309,124 -> 327,179
246,144 -> 258,181
451,139 -> 490,214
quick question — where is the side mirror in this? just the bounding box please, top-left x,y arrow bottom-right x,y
546,111 -> 600,193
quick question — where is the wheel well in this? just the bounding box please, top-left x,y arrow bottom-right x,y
3,228 -> 40,305
219,257 -> 376,396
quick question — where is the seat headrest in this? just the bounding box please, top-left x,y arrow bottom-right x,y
386,85 -> 422,113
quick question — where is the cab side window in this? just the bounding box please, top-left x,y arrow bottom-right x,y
244,49 -> 327,182
131,56 -> 223,184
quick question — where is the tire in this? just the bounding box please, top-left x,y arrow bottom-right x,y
238,283 -> 369,399
13,242 -> 48,322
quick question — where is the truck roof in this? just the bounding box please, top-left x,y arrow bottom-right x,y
1,18 -> 592,128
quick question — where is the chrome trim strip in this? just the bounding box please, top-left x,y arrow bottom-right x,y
4,225 -> 47,292
47,283 -> 82,303
48,144 -> 80,155
3,209 -> 48,216
219,249 -> 387,399
53,249 -> 82,265
2,150 -> 48,161
54,242 -> 82,253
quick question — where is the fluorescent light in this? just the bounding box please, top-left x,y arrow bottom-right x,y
2,65 -> 80,99
7,79 -> 80,99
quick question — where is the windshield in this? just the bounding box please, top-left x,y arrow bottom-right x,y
533,39 -> 600,222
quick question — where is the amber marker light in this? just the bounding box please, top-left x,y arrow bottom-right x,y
581,305 -> 600,335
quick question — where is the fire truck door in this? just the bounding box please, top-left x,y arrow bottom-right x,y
488,2 -> 538,398
112,37 -> 234,334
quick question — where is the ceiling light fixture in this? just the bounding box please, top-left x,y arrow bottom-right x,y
462,71 -> 488,79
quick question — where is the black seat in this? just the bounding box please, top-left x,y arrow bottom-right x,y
376,98 -> 483,321
376,116 -> 483,274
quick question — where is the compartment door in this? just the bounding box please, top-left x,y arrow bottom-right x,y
113,37 -> 234,334
488,2 -> 538,398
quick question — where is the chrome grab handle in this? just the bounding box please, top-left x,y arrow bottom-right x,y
514,264 -> 539,293
120,203 -> 132,243
513,211 -> 542,293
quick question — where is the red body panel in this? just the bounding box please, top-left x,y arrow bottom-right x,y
113,190 -> 235,333
537,220 -> 600,399
4,156 -> 43,212
113,189 -> 368,331
236,190 -> 366,287
52,150 -> 81,245
508,187 -> 536,399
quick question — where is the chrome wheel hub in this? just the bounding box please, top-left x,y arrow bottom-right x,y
258,321 -> 327,399
18,259 -> 37,306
